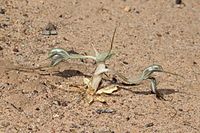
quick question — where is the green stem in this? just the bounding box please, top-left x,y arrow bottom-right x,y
69,54 -> 96,60
109,69 -> 143,84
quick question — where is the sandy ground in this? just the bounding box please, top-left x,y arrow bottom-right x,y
0,0 -> 200,132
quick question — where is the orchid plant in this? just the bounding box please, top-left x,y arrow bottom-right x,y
48,28 -> 117,103
48,28 -> 180,102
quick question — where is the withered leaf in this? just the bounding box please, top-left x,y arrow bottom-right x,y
96,85 -> 118,94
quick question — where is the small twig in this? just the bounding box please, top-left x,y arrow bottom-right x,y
4,100 -> 23,112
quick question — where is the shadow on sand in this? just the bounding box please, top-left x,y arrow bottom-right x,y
121,87 -> 178,96
53,69 -> 90,79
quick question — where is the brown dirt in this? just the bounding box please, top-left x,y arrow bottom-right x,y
0,0 -> 200,132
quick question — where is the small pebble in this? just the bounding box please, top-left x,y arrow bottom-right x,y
178,108 -> 183,111
63,37 -> 69,41
53,114 -> 59,118
33,90 -> 39,95
156,33 -> 162,37
42,22 -> 58,35
126,116 -> 130,121
0,23 -> 8,28
145,123 -> 154,127
35,107 -> 40,111
165,31 -> 170,35
0,7 -> 5,14
124,6 -> 131,12
0,46 -> 3,51
18,107 -> 23,112
123,61 -> 128,65
67,50 -> 79,54
175,0 -> 182,4
61,101 -> 68,107
135,10 -> 140,14
23,13 -> 28,17
111,77 -> 117,84
53,100 -> 61,106
174,0 -> 185,8
13,48 -> 19,52
96,108 -> 116,114
112,100 -> 116,103
193,61 -> 197,65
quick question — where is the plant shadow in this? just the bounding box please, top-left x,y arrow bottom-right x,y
53,69 -> 90,79
121,87 -> 179,96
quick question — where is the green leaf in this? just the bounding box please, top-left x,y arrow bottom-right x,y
141,64 -> 163,80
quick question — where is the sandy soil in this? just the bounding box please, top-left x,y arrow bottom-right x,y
0,0 -> 200,132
